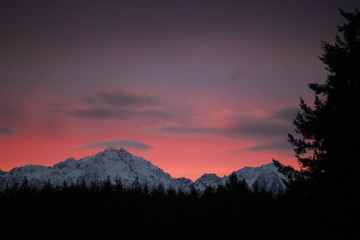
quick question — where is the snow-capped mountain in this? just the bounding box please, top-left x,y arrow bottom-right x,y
193,174 -> 223,192
226,163 -> 287,194
0,148 -> 186,191
0,148 -> 287,194
194,164 -> 287,194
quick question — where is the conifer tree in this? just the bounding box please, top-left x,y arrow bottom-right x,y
288,9 -> 360,195
225,172 -> 250,197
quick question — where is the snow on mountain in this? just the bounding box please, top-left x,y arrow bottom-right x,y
0,148 -> 184,191
193,174 -> 223,192
0,148 -> 288,194
193,163 -> 287,194
224,163 -> 287,195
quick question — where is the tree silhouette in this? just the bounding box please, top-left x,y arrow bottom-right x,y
288,9 -> 360,196
224,172 -> 250,198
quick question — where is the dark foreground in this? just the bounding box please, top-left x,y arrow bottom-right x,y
0,180 -> 358,239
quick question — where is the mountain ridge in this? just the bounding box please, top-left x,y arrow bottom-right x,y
0,148 -> 287,194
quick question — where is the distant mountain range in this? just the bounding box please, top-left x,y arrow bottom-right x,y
0,148 -> 287,194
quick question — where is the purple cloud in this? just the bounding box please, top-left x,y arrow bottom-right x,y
0,126 -> 16,135
67,86 -> 170,120
84,86 -> 159,108
80,139 -> 153,150
159,107 -> 295,140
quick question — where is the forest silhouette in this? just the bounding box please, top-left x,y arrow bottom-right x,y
1,9 -> 359,239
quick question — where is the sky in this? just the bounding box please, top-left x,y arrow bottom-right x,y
1,0 -> 360,180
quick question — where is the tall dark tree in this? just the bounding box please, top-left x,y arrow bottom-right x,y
288,9 -> 360,195
224,172 -> 250,197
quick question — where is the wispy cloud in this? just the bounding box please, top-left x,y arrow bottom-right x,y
67,86 -> 171,120
0,99 -> 24,124
0,126 -> 16,135
271,107 -> 298,124
159,125 -> 215,134
225,114 -> 289,139
83,86 -> 159,108
241,140 -> 292,152
80,139 -> 153,150
68,107 -> 170,120
159,107 -> 296,140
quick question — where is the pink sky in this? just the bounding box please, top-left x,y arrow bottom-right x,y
1,1 -> 360,180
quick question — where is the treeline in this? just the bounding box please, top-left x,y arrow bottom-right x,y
0,174 -> 354,239
0,175 -> 273,239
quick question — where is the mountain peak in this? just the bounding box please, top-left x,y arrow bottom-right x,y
103,147 -> 119,152
102,147 -> 130,154
119,147 -> 130,153
53,158 -> 77,169
0,148 -> 289,194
